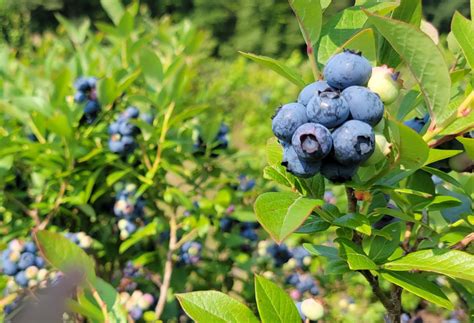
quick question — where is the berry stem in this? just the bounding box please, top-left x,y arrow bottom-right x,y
90,285 -> 110,323
154,210 -> 178,319
307,44 -> 321,81
150,102 -> 175,177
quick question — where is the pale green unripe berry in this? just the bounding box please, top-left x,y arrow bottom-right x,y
362,134 -> 391,166
449,152 -> 474,173
301,298 -> 324,321
368,66 -> 402,104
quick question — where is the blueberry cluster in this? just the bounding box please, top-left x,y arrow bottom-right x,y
179,241 -> 202,265
1,239 -> 47,288
194,123 -> 229,156
287,273 -> 319,299
108,107 -> 141,155
64,232 -> 93,249
257,241 -> 312,270
119,290 -> 155,321
405,115 -> 473,173
219,217 -> 259,241
114,183 -> 145,240
74,77 -> 100,123
272,50 -> 383,182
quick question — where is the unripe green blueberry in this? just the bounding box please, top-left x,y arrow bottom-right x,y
301,298 -> 324,321
448,152 -> 474,173
118,219 -> 128,230
25,265 -> 39,279
37,268 -> 49,281
368,65 -> 402,104
120,230 -> 130,240
362,134 -> 391,166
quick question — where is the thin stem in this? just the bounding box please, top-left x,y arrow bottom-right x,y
345,187 -> 358,213
38,181 -> 67,230
307,45 -> 320,81
90,286 -> 109,323
154,211 -> 177,319
451,232 -> 474,250
423,91 -> 474,143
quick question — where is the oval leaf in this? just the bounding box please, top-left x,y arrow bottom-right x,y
255,275 -> 301,323
383,249 -> 474,281
254,192 -> 323,243
34,231 -> 96,283
366,11 -> 451,120
176,291 -> 259,323
381,271 -> 453,310
289,0 -> 322,47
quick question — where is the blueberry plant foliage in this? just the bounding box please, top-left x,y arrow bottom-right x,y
0,0 -> 268,321
178,0 -> 474,322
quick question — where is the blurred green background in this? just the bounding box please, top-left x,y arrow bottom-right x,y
1,0 -> 471,57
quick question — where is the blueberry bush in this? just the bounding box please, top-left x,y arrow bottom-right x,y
0,0 -> 473,322
177,0 -> 474,322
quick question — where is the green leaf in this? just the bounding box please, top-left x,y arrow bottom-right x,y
66,299 -> 103,322
380,271 -> 453,310
457,137 -> 474,159
333,213 -> 372,236
93,278 -> 128,322
379,0 -> 422,66
255,275 -> 301,323
397,122 -> 429,169
266,138 -> 283,166
239,52 -> 305,87
34,231 -> 96,283
303,244 -> 339,260
97,77 -> 118,106
289,0 -> 322,47
425,148 -> 463,165
366,221 -> 401,263
366,12 -> 451,120
384,249 -> 474,281
263,166 -> 294,189
176,291 -> 259,323
254,192 -> 323,243
106,169 -> 131,186
337,238 -> 378,270
296,216 -> 330,233
451,12 -> 474,69
318,8 -> 368,64
427,196 -> 462,212
337,28 -> 377,65
100,0 -> 125,25
326,259 -> 351,275
119,222 -> 158,254
140,48 -> 164,87
48,113 -> 72,138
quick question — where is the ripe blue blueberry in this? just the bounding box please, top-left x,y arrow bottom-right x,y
24,242 -> 37,253
324,49 -> 372,89
130,307 -> 143,320
291,123 -> 332,160
109,138 -> 126,153
342,86 -> 384,126
118,121 -> 137,136
74,77 -> 92,92
3,260 -> 18,275
272,103 -> 308,142
266,243 -> 292,267
140,113 -> 153,125
332,120 -> 375,165
121,135 -> 136,151
35,256 -> 45,268
404,114 -> 429,133
282,145 -> 321,178
124,106 -> 140,119
108,122 -> 120,135
15,271 -> 28,287
321,158 -> 358,183
74,91 -> 87,103
18,252 -> 36,270
306,89 -> 350,129
84,100 -> 100,114
220,217 -> 234,232
297,81 -> 331,106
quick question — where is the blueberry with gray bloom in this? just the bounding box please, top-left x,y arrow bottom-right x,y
306,89 -> 349,129
324,49 -> 372,89
297,80 -> 331,106
282,145 -> 321,178
272,103 -> 308,142
332,120 -> 375,165
291,123 -> 332,160
404,114 -> 429,133
342,86 -> 384,126
321,158 -> 358,183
